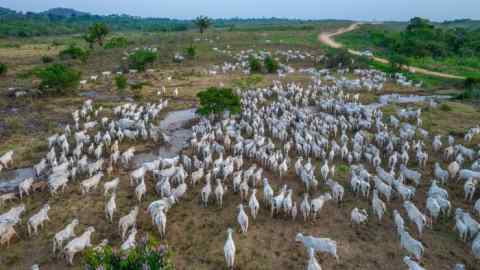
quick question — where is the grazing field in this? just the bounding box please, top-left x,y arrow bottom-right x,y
1,15 -> 480,270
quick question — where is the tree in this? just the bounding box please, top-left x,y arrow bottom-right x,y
322,48 -> 352,69
128,49 -> 158,71
35,64 -> 81,95
388,53 -> 409,72
84,23 -> 110,49
194,16 -> 211,37
248,57 -> 262,73
197,87 -> 241,117
264,56 -> 279,73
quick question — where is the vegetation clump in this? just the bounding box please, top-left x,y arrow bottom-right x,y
197,87 -> 241,117
264,56 -> 279,73
35,64 -> 81,95
185,45 -> 196,59
0,63 -> 7,76
84,22 -> 110,49
128,49 -> 158,71
41,55 -> 54,63
388,53 -> 410,72
84,241 -> 174,270
115,74 -> 128,96
439,103 -> 453,111
59,44 -> 89,62
104,36 -> 130,49
248,57 -> 262,73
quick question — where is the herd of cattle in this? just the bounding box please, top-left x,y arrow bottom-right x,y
0,67 -> 479,270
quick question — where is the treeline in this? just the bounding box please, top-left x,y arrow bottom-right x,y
0,13 -> 189,37
367,17 -> 480,58
0,6 -> 339,37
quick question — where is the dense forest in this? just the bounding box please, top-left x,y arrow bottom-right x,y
362,17 -> 480,59
0,6 -> 342,37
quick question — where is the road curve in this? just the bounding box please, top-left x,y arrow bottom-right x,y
319,23 -> 466,80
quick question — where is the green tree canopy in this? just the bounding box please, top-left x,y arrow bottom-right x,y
197,87 -> 241,116
84,23 -> 110,48
128,49 -> 158,71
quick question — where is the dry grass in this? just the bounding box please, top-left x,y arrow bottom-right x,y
0,139 -> 478,270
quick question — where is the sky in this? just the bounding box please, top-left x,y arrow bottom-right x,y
2,0 -> 480,21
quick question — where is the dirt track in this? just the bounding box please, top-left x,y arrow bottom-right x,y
318,23 -> 466,80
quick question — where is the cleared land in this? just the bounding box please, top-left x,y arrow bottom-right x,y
0,24 -> 479,270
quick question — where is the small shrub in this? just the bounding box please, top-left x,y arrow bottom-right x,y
104,36 -> 129,49
453,88 -> 480,100
129,49 -> 158,71
35,64 -> 81,95
248,57 -> 262,73
439,103 -> 452,111
5,117 -> 23,134
197,87 -> 241,117
185,45 -> 196,59
337,164 -> 350,174
41,55 -> 54,63
51,40 -> 64,47
59,44 -> 89,62
115,75 -> 128,90
264,56 -> 279,73
0,63 -> 7,76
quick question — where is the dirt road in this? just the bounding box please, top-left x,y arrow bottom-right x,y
319,23 -> 466,80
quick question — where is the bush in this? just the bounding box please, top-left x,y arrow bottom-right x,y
5,116 -> 24,134
248,57 -> 262,73
104,36 -> 129,49
84,242 -> 174,270
35,64 -> 81,95
41,55 -> 54,63
59,44 -> 89,62
453,88 -> 480,100
264,56 -> 279,73
0,63 -> 7,76
129,50 -> 158,71
322,48 -> 352,69
185,45 -> 196,59
464,77 -> 480,89
115,75 -> 128,96
439,103 -> 452,111
389,53 -> 410,72
197,87 -> 241,117
115,75 -> 128,90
